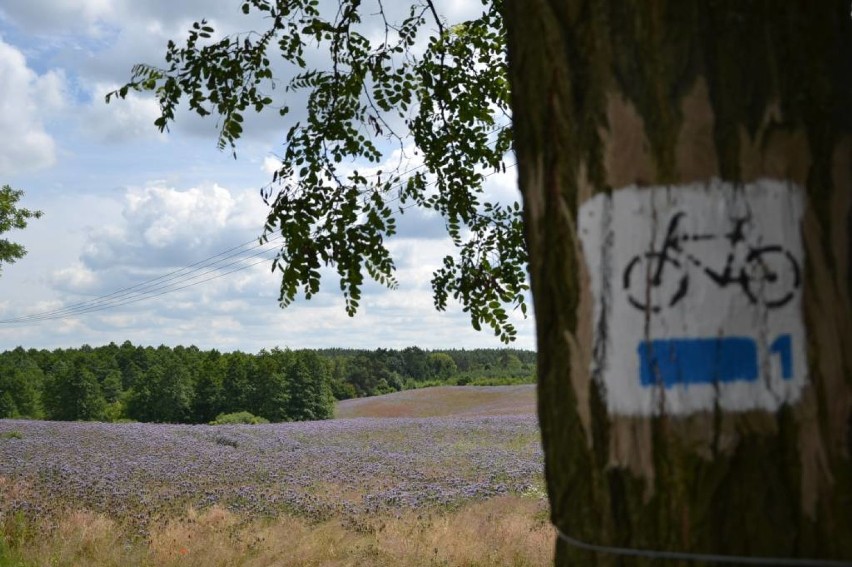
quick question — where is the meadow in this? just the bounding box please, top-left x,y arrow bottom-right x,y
335,384 -> 537,418
0,386 -> 552,566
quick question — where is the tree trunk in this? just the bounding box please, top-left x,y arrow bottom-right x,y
505,1 -> 852,564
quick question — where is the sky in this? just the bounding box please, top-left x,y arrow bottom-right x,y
0,0 -> 534,353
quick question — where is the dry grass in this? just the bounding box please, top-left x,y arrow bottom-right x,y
335,385 -> 536,419
0,496 -> 553,567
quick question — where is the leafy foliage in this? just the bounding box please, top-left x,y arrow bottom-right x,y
0,348 -> 43,419
0,186 -> 42,275
286,351 -> 334,421
210,411 -> 270,425
42,360 -> 105,421
107,0 -> 527,342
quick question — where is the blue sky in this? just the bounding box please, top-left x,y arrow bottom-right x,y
0,0 -> 533,353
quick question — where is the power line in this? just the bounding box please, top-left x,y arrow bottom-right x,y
0,237 -> 282,325
41,253 -> 278,321
1,237 -> 277,322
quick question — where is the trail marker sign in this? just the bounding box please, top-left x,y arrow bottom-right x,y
578,178 -> 807,416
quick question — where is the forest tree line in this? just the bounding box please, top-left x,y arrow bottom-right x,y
0,342 -> 536,423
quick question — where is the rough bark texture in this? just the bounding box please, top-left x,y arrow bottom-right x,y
505,1 -> 852,564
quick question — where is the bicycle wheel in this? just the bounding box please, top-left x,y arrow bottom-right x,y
741,246 -> 801,309
622,252 -> 688,313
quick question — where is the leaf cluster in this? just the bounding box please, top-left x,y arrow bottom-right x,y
108,0 -> 527,342
0,186 -> 43,274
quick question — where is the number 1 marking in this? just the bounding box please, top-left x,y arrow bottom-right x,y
769,334 -> 793,380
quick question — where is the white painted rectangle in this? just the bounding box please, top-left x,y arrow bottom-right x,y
577,178 -> 807,416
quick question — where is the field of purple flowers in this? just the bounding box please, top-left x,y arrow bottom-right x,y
0,415 -> 543,532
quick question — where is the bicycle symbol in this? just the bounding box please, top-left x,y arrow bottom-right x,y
622,211 -> 801,313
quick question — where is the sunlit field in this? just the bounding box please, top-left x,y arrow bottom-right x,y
336,384 -> 536,418
0,387 -> 551,566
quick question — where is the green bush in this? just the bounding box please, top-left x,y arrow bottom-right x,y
102,400 -> 128,422
209,411 -> 269,425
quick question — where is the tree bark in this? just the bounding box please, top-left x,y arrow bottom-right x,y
505,1 -> 852,564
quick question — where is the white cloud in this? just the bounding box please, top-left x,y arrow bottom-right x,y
49,262 -> 99,294
482,165 -> 521,205
81,185 -> 268,270
81,83 -> 163,143
0,38 -> 65,175
438,0 -> 485,20
262,156 -> 282,176
1,0 -> 240,38
0,0 -> 114,35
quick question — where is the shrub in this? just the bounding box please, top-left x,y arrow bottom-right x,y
209,411 -> 269,425
102,400 -> 128,422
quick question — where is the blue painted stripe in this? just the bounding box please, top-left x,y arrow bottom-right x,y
638,337 -> 759,388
